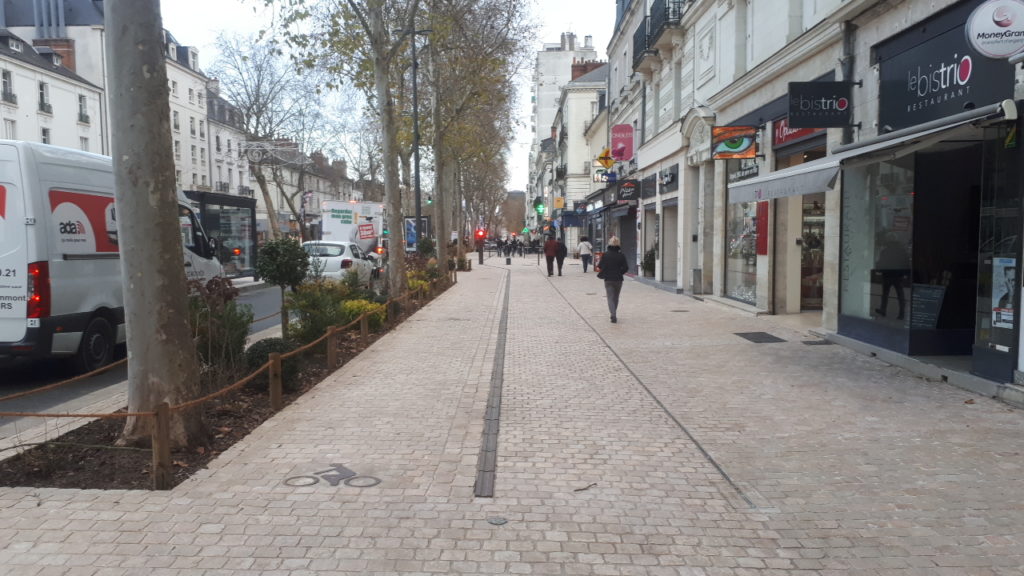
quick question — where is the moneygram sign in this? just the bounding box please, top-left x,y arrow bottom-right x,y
967,0 -> 1024,58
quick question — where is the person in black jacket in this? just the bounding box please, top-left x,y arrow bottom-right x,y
596,236 -> 629,323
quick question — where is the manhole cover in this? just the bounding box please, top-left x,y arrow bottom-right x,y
802,339 -> 834,346
734,332 -> 785,344
486,517 -> 508,526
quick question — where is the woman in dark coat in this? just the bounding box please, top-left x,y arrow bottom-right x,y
596,236 -> 629,323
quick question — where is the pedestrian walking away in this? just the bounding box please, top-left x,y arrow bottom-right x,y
596,236 -> 629,323
555,238 -> 568,276
577,236 -> 593,273
543,235 -> 558,276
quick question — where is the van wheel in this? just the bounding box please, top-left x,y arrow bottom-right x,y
75,317 -> 114,373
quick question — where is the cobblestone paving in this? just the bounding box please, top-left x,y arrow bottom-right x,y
1,256 -> 1022,575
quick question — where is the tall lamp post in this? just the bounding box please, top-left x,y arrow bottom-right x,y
408,29 -> 431,242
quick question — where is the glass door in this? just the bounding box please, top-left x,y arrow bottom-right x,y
974,125 -> 1021,381
800,194 -> 826,310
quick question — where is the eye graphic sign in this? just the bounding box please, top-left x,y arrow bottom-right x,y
711,126 -> 758,159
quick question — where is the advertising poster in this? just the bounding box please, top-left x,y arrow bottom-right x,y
993,257 -> 1016,329
49,189 -> 119,254
711,126 -> 758,159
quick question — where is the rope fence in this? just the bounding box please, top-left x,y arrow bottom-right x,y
0,270 -> 456,489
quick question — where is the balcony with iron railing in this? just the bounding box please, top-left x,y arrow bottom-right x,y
215,181 -> 231,193
38,101 -> 52,114
238,185 -> 254,197
2,90 -> 17,105
649,0 -> 688,51
78,112 -> 90,124
632,17 -> 658,73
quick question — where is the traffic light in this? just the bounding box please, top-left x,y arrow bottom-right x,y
475,228 -> 486,240
533,197 -> 545,215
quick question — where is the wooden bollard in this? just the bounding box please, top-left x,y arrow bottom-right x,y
152,402 -> 172,490
360,314 -> 369,347
326,326 -> 338,369
269,352 -> 283,411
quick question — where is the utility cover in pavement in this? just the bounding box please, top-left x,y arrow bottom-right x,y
735,332 -> 785,344
802,339 -> 834,346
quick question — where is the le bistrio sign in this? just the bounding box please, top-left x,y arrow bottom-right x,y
876,0 -> 1015,132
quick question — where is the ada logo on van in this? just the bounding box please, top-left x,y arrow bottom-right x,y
49,190 -> 119,254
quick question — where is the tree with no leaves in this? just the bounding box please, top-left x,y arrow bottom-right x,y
104,0 -> 206,448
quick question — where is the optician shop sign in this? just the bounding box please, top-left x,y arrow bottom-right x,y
877,0 -> 1014,131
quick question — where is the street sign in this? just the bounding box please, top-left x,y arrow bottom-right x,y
597,147 -> 615,170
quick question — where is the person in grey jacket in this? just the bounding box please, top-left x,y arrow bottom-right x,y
596,236 -> 629,323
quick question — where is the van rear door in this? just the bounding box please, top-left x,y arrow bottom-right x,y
0,143 -> 28,344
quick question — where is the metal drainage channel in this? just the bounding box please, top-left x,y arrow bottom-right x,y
474,269 -> 511,498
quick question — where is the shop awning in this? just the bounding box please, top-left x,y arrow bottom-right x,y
728,99 -> 1017,204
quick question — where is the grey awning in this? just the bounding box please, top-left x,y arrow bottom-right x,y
728,99 -> 1017,204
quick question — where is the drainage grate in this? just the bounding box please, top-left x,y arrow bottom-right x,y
735,332 -> 786,344
671,309 -> 689,313
802,339 -> 834,346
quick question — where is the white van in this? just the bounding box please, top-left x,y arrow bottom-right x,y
0,141 -> 223,371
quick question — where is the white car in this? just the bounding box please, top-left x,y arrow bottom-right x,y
302,241 -> 375,284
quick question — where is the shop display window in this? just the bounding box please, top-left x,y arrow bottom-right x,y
725,201 -> 758,304
840,155 -> 914,326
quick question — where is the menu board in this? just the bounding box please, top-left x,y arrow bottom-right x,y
910,284 -> 945,330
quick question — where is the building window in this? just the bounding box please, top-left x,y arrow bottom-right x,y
199,120 -> 205,138
174,140 -> 181,160
1,69 -> 15,104
191,145 -> 197,163
9,39 -> 23,52
38,82 -> 51,113
176,170 -> 182,187
192,172 -> 197,184
200,147 -> 206,166
80,137 -> 89,151
77,95 -> 90,123
201,175 -> 207,186
188,88 -> 194,103
227,139 -> 232,154
171,80 -> 178,96
173,111 -> 180,131
215,135 -> 221,152
197,91 -> 204,108
40,127 -> 50,144
189,117 -> 195,136
3,119 -> 15,139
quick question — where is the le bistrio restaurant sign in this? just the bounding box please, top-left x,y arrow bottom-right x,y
876,0 -> 1015,132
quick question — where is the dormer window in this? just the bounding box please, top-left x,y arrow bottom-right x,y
51,54 -> 62,67
8,39 -> 22,52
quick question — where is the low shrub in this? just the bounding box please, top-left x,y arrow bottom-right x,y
188,277 -> 254,390
340,299 -> 387,331
286,280 -> 353,345
244,337 -> 301,392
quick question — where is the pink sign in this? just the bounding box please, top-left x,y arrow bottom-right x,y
773,117 -> 825,148
611,124 -> 634,161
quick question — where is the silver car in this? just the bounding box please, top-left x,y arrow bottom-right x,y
302,241 -> 375,284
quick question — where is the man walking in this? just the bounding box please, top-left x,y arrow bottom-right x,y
544,235 -> 558,276
555,237 -> 568,276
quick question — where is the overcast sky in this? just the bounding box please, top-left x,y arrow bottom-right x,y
160,0 -> 615,191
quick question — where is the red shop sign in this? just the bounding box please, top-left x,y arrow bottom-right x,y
773,117 -> 825,149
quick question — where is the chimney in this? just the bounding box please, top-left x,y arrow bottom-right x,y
33,39 -> 76,72
585,35 -> 593,49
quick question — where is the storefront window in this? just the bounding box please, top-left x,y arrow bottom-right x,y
202,204 -> 255,277
840,155 -> 914,325
725,201 -> 758,304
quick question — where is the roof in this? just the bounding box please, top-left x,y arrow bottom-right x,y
0,28 -> 98,88
570,63 -> 609,84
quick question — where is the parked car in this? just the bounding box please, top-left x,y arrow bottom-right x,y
302,241 -> 375,284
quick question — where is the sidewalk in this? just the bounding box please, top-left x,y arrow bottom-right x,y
2,255 -> 1023,574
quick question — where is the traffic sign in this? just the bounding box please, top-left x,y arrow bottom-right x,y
597,147 -> 615,170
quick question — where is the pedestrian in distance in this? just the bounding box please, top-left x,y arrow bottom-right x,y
543,235 -> 558,276
596,236 -> 629,323
555,237 -> 568,276
577,236 -> 594,273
